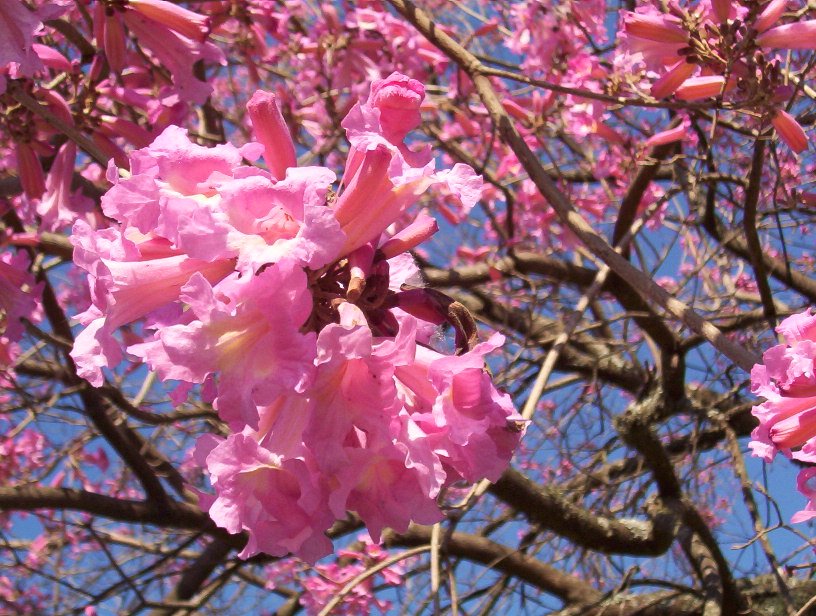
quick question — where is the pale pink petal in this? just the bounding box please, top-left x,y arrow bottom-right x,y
246,90 -> 297,180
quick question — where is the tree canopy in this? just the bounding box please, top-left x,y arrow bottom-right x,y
1,0 -> 816,614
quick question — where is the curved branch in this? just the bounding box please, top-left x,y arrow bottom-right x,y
453,288 -> 647,393
0,486 -> 216,533
489,468 -> 679,557
741,137 -> 777,329
385,525 -> 603,606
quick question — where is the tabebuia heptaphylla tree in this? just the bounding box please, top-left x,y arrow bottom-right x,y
2,0 -> 816,613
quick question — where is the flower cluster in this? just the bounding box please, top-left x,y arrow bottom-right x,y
621,0 -> 812,152
750,309 -> 816,522
299,537 -> 405,615
70,72 -> 523,561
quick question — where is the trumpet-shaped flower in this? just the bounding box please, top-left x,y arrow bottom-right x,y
131,262 -> 317,430
246,90 -> 297,180
396,333 -> 524,483
128,0 -> 210,42
623,12 -> 687,44
750,310 -> 816,463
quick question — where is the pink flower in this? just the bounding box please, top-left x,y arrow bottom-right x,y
93,3 -> 127,74
15,141 -> 45,200
750,310 -> 816,462
378,211 -> 438,260
643,120 -> 688,149
368,72 -> 425,145
711,0 -> 732,24
131,262 -> 317,430
334,446 -> 443,541
0,251 -> 41,345
122,12 -> 225,104
36,141 -> 84,231
32,43 -> 71,73
395,334 -> 524,484
73,76 -> 517,561
777,309 -> 816,344
791,468 -> 816,523
332,144 -> 431,255
772,109 -> 808,154
195,433 -> 334,562
767,407 -> 816,451
341,72 -> 432,168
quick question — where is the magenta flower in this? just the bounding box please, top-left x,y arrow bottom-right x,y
0,0 -> 45,76
772,109 -> 808,154
623,12 -> 687,44
756,20 -> 816,50
127,0 -> 210,43
754,0 -> 789,34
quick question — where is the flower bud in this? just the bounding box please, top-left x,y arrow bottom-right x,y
246,91 -> 297,180
651,60 -> 696,99
772,109 -> 808,154
757,20 -> 816,50
16,141 -> 45,199
624,13 -> 687,43
754,0 -> 788,34
368,72 -> 425,144
675,75 -> 729,100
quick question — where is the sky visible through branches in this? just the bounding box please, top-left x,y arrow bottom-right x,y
3,0 -> 816,614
